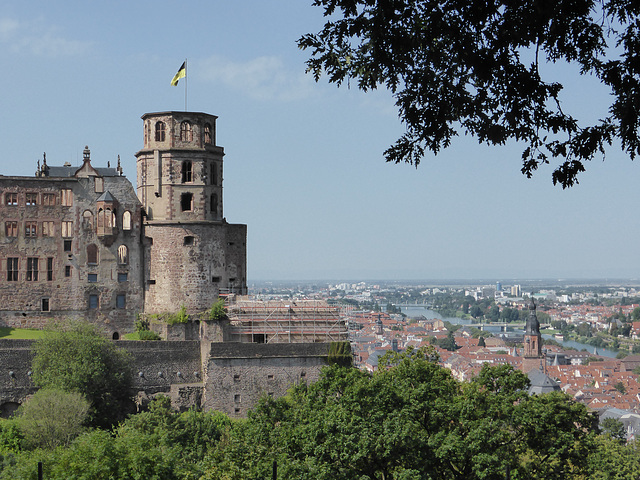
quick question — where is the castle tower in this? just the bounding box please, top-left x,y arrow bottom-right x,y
521,297 -> 544,373
136,112 -> 247,314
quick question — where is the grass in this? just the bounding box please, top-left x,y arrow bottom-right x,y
0,327 -> 47,339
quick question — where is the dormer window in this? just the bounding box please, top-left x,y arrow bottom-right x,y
155,121 -> 166,142
180,121 -> 193,142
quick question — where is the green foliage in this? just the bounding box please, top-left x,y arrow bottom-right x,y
300,0 -> 640,188
137,329 -> 161,341
327,341 -> 352,367
587,434 -> 640,478
477,336 -> 486,347
31,321 -> 133,428
206,298 -> 228,321
0,421 -> 24,454
438,330 -> 458,351
132,316 -> 161,340
0,397 -> 231,479
148,305 -> 190,325
600,417 -> 626,443
15,388 -> 89,450
208,354 -> 596,479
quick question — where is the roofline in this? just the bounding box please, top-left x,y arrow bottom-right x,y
141,111 -> 218,120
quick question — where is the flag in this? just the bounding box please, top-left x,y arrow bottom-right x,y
171,61 -> 186,86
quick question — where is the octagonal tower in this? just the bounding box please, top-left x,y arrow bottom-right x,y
136,112 -> 246,314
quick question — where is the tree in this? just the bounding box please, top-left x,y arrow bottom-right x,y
600,417 -> 626,442
15,388 -> 89,450
478,336 -> 486,347
31,321 -> 133,428
211,351 -> 596,479
439,329 -> 458,351
299,0 -> 640,188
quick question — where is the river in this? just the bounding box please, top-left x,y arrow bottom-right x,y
400,306 -> 618,358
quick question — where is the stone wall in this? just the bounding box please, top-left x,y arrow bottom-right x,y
0,339 -> 331,418
143,222 -> 246,314
204,342 -> 330,417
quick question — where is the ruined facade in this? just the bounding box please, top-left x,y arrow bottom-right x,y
0,111 -> 247,337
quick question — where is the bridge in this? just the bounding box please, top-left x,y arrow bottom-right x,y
472,322 -> 551,332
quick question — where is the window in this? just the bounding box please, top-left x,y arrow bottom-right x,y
65,265 -> 72,277
61,221 -> 73,237
234,394 -> 241,403
181,161 -> 192,183
211,276 -> 221,283
180,121 -> 193,141
25,193 -> 38,206
116,294 -> 126,309
211,164 -> 217,185
41,298 -> 50,312
122,211 -> 131,231
64,240 -> 72,252
155,121 -> 166,141
82,210 -> 93,229
204,123 -> 212,144
5,221 -> 17,237
89,294 -> 98,309
97,208 -> 116,233
181,193 -> 193,212
210,193 -> 218,215
7,258 -> 18,281
117,245 -> 128,265
88,273 -> 97,283
118,272 -> 128,283
26,257 -> 38,281
94,177 -> 104,193
47,257 -> 53,281
42,221 -> 55,237
42,193 -> 56,206
25,222 -> 37,237
87,244 -> 98,265
61,189 -> 73,206
5,193 -> 17,205
183,236 -> 194,246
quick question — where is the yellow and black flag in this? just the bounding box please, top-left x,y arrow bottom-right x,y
171,61 -> 186,86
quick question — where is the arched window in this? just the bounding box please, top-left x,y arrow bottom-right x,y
204,123 -> 212,144
181,161 -> 192,183
82,210 -> 94,229
180,121 -> 193,141
87,244 -> 98,265
118,245 -> 128,265
210,193 -> 218,215
155,121 -> 166,142
122,211 -> 131,231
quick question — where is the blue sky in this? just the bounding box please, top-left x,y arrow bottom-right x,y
1,1 -> 638,281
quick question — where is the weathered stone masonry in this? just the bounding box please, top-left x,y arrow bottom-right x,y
0,338 -> 332,417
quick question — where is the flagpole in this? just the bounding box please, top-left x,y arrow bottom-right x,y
184,58 -> 188,111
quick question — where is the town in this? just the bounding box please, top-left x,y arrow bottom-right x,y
252,279 -> 640,438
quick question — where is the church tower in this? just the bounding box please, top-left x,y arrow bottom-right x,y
136,112 -> 247,314
521,297 -> 544,373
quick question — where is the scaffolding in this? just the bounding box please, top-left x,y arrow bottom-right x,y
225,297 -> 348,344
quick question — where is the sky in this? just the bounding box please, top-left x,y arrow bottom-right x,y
1,1 -> 638,282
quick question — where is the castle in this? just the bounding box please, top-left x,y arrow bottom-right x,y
0,111 -> 247,336
0,110 -> 348,418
